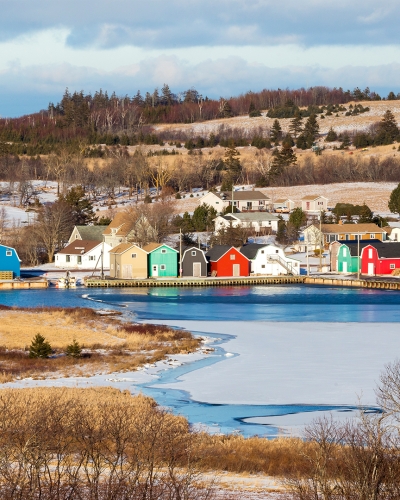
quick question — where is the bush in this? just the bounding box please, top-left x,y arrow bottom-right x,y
65,339 -> 82,359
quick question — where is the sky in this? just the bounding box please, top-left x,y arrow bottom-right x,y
1,0 -> 400,117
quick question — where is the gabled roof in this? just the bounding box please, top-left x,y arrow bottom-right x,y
383,226 -> 393,235
213,191 -> 270,201
305,223 -> 386,234
339,240 -> 382,256
206,245 -> 249,261
302,195 -> 328,201
182,247 -> 207,260
75,225 -> 107,241
274,198 -> 293,203
143,243 -> 178,253
240,244 -> 269,260
103,212 -> 135,236
361,242 -> 400,259
58,240 -> 99,255
109,243 -> 147,255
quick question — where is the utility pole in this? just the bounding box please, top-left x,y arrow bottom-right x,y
357,232 -> 360,279
100,240 -> 104,280
179,228 -> 182,278
232,185 -> 234,214
319,210 -> 323,272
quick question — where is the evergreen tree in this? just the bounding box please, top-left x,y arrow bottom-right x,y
288,112 -> 303,139
65,339 -> 82,359
389,182 -> 400,215
270,119 -> 282,144
270,143 -> 297,177
377,110 -> 399,142
248,101 -> 261,117
289,207 -> 307,230
387,91 -> 397,101
325,127 -> 338,142
303,114 -> 319,141
275,218 -> 288,244
132,90 -> 144,106
60,185 -> 96,225
223,146 -> 242,182
192,204 -> 217,232
358,203 -> 373,223
29,334 -> 52,359
282,134 -> 295,147
161,84 -> 173,105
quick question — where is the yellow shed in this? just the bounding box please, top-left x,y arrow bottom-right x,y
109,244 -> 148,279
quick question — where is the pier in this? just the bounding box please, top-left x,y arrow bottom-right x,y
84,275 -> 400,290
0,279 -> 48,290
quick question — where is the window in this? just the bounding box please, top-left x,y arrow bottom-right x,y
230,254 -> 236,260
89,256 -> 95,261
369,249 -> 373,258
275,249 -> 279,253
390,263 -> 395,270
5,251 -> 11,256
261,250 -> 264,254
343,248 -> 347,257
131,253 -> 137,258
77,256 -> 82,265
370,233 -> 375,239
160,264 -> 166,270
161,249 -> 167,254
261,264 -> 265,268
191,251 -> 196,256
216,201 -> 219,204
345,234 -> 349,240
259,200 -> 264,205
75,235 -> 78,239
66,255 -> 70,263
247,202 -> 252,208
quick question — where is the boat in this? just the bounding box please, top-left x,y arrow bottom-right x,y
55,272 -> 77,288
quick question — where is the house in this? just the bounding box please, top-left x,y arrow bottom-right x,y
201,190 -> 270,213
144,243 -> 179,278
206,245 -> 250,277
102,212 -> 135,248
240,244 -> 300,275
68,225 -> 107,244
384,226 -> 400,242
214,212 -> 279,234
109,244 -> 148,279
0,245 -> 21,278
273,198 -> 295,213
181,247 -> 208,277
301,195 -> 328,213
331,240 -> 382,273
55,240 -> 111,269
302,223 -> 387,250
361,242 -> 400,276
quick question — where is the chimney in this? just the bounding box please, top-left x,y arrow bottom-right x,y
338,220 -> 343,225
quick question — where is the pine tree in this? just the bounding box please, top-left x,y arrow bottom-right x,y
325,127 -> 338,142
303,114 -> 319,141
29,334 -> 52,359
223,146 -> 242,182
276,218 -> 288,244
161,84 -> 173,105
65,339 -> 82,359
389,183 -> 400,215
358,203 -> 373,223
289,207 -> 307,230
271,143 -> 297,177
378,110 -> 399,141
270,119 -> 282,144
288,112 -> 303,139
60,185 -> 96,225
340,133 -> 351,149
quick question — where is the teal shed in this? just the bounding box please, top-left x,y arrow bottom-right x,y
337,243 -> 359,273
143,243 -> 179,277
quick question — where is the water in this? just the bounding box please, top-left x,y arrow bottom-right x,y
1,284 -> 397,436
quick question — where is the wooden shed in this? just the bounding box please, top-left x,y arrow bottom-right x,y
109,244 -> 148,279
181,247 -> 207,277
361,242 -> 400,276
206,245 -> 250,277
144,243 -> 179,278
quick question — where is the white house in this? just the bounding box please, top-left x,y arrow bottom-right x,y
240,244 -> 300,275
68,225 -> 107,244
201,190 -> 270,213
301,195 -> 328,213
384,226 -> 400,242
214,212 -> 279,234
273,198 -> 295,212
55,240 -> 111,269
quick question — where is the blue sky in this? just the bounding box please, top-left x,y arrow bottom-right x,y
1,0 -> 400,117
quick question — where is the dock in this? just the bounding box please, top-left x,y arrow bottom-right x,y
84,275 -> 400,289
0,279 -> 48,290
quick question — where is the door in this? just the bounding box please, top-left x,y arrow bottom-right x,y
152,264 -> 158,277
233,264 -> 240,277
342,262 -> 347,273
122,265 -> 132,279
368,263 -> 374,276
193,262 -> 201,277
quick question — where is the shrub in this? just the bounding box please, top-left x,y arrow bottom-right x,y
29,334 -> 52,359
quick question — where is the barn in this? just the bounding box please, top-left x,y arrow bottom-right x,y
361,242 -> 400,276
206,245 -> 250,277
181,247 -> 208,277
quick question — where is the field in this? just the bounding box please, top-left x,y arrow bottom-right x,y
0,307 -> 201,382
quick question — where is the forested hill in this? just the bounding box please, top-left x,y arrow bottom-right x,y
0,85 -> 398,156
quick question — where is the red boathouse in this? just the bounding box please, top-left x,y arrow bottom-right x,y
206,245 -> 250,277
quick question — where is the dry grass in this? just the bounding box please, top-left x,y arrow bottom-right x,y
0,306 -> 201,382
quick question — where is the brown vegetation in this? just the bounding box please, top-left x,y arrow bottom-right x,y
0,306 -> 201,382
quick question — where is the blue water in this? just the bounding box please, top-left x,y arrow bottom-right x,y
0,284 -> 396,436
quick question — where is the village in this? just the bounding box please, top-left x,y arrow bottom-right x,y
0,184 -> 398,288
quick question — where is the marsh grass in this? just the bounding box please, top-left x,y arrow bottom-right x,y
0,306 -> 201,382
